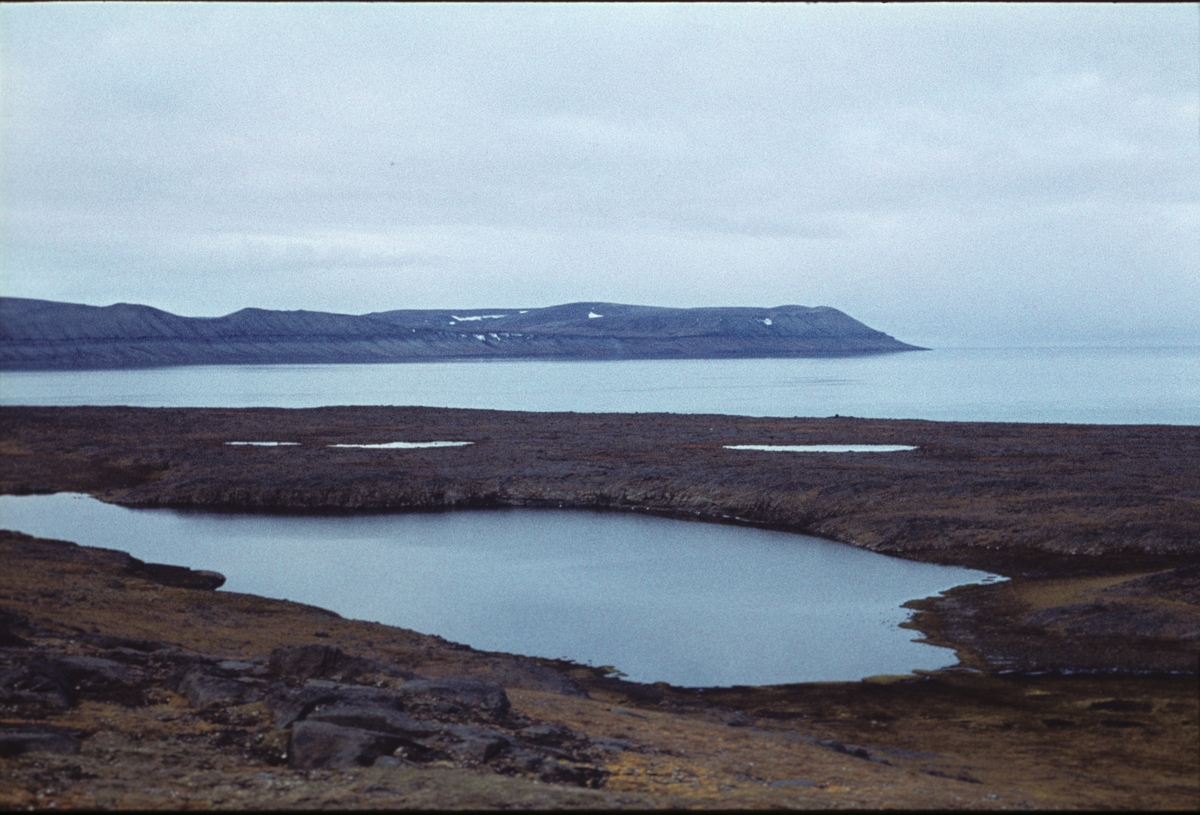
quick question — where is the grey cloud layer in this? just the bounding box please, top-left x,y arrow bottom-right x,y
1,3 -> 1196,345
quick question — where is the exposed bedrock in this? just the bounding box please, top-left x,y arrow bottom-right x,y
0,625 -> 612,785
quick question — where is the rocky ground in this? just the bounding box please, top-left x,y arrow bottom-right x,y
1,406 -> 1197,809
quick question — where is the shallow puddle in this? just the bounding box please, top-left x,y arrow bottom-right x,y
225,441 -> 473,449
327,441 -> 473,449
725,444 -> 917,453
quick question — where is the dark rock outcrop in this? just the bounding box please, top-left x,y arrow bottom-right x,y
0,652 -> 142,711
176,669 -> 264,709
265,671 -> 604,778
0,298 -> 923,370
305,703 -> 438,740
247,645 -> 606,779
392,677 -> 512,721
0,729 -> 81,757
1,628 -> 615,786
268,643 -> 418,687
0,610 -> 33,648
289,720 -> 408,769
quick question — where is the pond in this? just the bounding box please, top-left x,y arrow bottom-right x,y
0,493 -> 1000,688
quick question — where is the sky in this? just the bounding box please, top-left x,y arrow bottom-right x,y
1,3 -> 1197,348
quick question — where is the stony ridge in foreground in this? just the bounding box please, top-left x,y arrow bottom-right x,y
0,298 -> 922,370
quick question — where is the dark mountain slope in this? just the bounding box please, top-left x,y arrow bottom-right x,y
0,298 -> 923,371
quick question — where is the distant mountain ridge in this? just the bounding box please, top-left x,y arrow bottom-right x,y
0,298 -> 924,371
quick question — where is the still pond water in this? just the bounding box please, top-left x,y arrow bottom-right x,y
0,493 -> 999,688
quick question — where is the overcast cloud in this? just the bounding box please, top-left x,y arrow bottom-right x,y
1,3 -> 1196,346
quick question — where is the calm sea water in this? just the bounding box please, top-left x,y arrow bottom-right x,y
0,493 -> 998,687
2,346 -> 1198,424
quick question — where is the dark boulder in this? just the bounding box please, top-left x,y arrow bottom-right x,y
306,703 -> 436,739
0,610 -> 33,647
393,677 -> 511,721
0,729 -> 81,757
265,684 -> 341,729
269,645 -> 348,683
288,720 -> 405,769
0,658 -> 71,710
435,724 -> 510,764
82,633 -> 171,652
54,655 -> 137,684
177,669 -> 263,709
483,743 -> 606,786
0,653 -> 139,709
268,644 -> 393,685
216,659 -> 269,676
477,658 -> 590,698
516,722 -> 585,748
264,681 -> 401,729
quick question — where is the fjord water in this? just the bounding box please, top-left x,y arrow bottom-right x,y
0,493 -> 998,687
3,346 -> 1199,424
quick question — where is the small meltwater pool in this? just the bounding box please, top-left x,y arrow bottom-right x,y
225,441 -> 473,449
725,444 -> 918,453
328,441 -> 473,449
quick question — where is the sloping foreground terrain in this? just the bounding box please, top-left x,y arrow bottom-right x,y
0,298 -> 921,370
1,406 -> 1197,809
